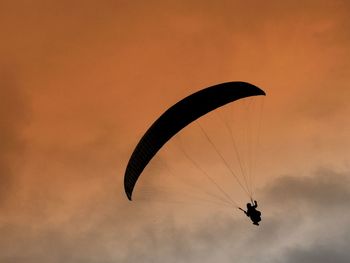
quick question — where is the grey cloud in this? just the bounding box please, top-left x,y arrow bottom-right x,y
115,168 -> 350,263
263,168 -> 350,209
284,242 -> 350,263
2,168 -> 350,263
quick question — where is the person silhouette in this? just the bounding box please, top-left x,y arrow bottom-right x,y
240,200 -> 261,225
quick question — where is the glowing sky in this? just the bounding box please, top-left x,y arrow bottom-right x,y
1,1 -> 350,262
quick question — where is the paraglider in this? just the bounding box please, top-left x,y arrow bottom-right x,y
123,81 -> 266,225
239,200 -> 262,226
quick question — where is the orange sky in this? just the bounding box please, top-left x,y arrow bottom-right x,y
1,1 -> 350,262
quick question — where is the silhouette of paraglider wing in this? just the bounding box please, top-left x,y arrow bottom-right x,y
124,81 -> 266,200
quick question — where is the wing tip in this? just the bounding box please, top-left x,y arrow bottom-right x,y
234,81 -> 266,96
126,191 -> 132,201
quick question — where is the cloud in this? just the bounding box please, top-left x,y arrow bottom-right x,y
263,168 -> 350,209
118,167 -> 350,263
1,168 -> 349,263
259,168 -> 350,263
284,242 -> 350,263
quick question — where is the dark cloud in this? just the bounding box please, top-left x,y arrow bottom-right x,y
263,168 -> 350,209
284,242 -> 350,263
261,169 -> 350,263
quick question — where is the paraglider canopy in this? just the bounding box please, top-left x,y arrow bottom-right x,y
124,81 -> 266,200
